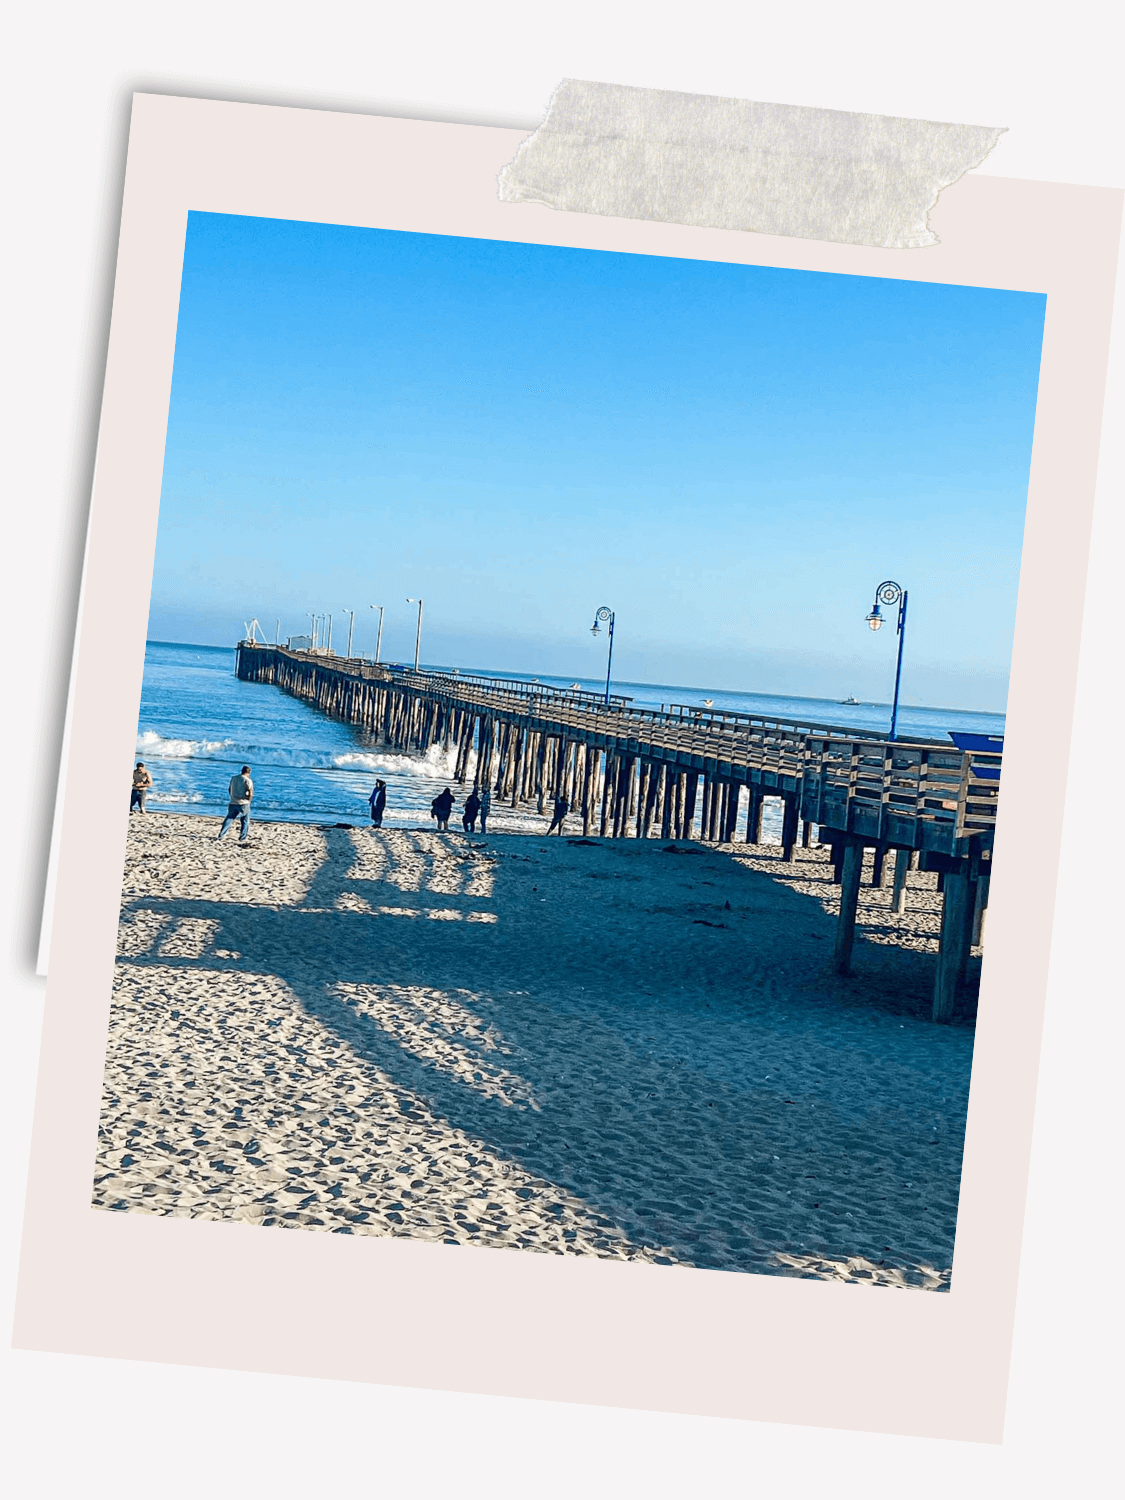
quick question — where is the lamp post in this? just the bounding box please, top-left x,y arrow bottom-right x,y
342,608 -> 355,658
307,612 -> 318,649
865,580 -> 908,740
406,597 -> 424,672
326,613 -> 334,654
590,606 -> 615,706
370,604 -> 384,664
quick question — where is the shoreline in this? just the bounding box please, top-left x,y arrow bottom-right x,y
97,813 -> 977,1287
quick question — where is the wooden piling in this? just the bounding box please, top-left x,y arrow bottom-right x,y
682,773 -> 698,839
660,766 -> 674,840
891,848 -> 911,914
933,870 -> 973,1022
971,873 -> 990,946
781,797 -> 799,862
701,777 -> 715,841
600,755 -> 615,837
833,842 -> 864,976
642,761 -> 661,837
536,736 -> 549,813
581,747 -> 596,835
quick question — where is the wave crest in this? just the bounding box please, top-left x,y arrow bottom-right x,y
333,743 -> 471,779
137,730 -> 233,759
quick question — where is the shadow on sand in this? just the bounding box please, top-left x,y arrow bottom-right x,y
109,826 -> 975,1285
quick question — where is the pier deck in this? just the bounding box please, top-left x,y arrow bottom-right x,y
235,642 -> 999,1021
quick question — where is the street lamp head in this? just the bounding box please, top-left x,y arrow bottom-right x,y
590,623 -> 601,637
866,604 -> 884,631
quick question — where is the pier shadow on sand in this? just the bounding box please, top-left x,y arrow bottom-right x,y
105,824 -> 977,1288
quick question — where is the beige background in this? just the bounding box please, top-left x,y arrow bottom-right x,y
13,93 -> 1121,1443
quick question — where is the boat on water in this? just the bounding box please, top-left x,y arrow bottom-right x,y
840,695 -> 861,705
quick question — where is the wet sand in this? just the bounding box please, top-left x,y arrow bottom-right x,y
95,812 -> 978,1288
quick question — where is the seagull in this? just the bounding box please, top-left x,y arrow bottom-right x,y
702,698 -> 714,708
569,682 -> 581,689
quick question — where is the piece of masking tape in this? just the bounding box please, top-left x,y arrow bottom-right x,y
497,79 -> 1005,249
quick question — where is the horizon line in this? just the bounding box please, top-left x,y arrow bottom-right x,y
145,639 -> 1008,720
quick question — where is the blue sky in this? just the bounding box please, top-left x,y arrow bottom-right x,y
149,212 -> 1046,710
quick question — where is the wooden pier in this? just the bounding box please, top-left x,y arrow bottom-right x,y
235,643 -> 1001,1022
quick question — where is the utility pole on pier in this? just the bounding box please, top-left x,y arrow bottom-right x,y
406,597 -> 424,672
342,608 -> 355,658
370,604 -> 384,664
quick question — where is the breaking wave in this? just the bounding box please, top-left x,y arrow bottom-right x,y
333,744 -> 472,780
136,730 -> 233,759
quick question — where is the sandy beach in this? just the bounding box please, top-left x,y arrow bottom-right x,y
95,811 -> 979,1288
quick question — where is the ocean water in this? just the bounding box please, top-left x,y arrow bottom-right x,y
133,641 -> 1005,832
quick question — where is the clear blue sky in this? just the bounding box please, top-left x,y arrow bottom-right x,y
149,212 -> 1046,711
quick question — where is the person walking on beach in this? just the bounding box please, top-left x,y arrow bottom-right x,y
430,787 -> 455,832
547,792 -> 569,835
368,779 -> 387,829
218,765 -> 254,843
479,786 -> 491,835
462,788 -> 481,834
129,761 -> 153,814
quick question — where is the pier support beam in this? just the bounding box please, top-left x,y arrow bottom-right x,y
933,870 -> 973,1022
682,773 -> 699,839
891,848 -> 911,914
971,874 -> 990,947
745,787 -> 764,844
660,766 -> 675,840
833,842 -> 864,976
781,797 -> 799,862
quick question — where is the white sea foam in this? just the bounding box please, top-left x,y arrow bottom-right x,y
333,744 -> 471,780
138,730 -> 359,770
137,730 -> 233,759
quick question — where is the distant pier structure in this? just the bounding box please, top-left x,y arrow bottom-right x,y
236,642 -> 1000,1023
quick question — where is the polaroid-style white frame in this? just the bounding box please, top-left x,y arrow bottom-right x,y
14,94 -> 1121,1442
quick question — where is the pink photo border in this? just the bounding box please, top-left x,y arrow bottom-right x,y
14,94 -> 1122,1442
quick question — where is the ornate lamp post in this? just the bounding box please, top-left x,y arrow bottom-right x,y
865,580 -> 908,740
370,604 -> 384,664
590,606 -> 615,706
406,597 -> 424,672
342,608 -> 355,658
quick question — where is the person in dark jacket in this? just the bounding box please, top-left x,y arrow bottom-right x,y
547,793 -> 569,835
462,789 -> 481,833
431,787 -> 455,831
368,780 -> 387,828
479,787 -> 492,834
